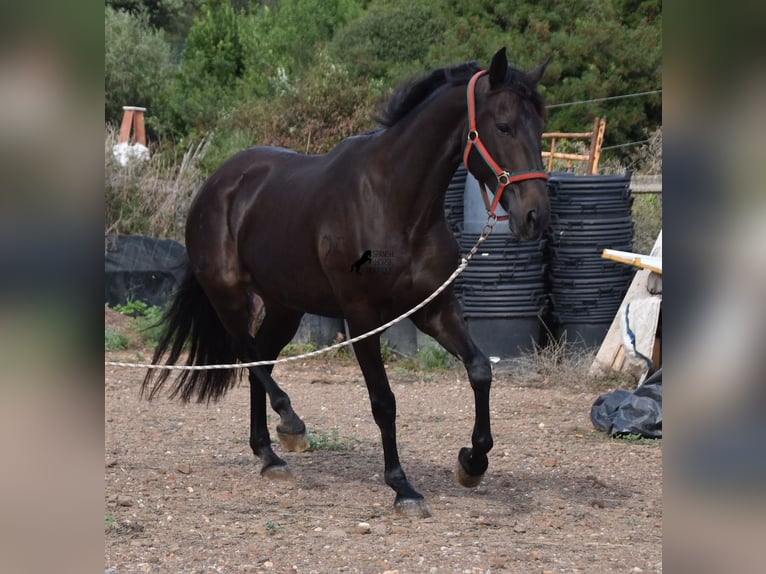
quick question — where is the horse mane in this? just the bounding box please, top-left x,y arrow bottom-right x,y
374,60 -> 546,128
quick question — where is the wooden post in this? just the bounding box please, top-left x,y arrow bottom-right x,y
118,106 -> 147,146
586,117 -> 606,174
547,137 -> 556,171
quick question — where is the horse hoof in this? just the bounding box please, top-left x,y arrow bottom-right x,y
277,431 -> 310,453
261,464 -> 295,482
455,460 -> 484,488
394,498 -> 432,518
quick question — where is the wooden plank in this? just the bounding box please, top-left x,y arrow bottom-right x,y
118,109 -> 133,144
541,151 -> 590,162
589,230 -> 662,378
543,131 -> 593,138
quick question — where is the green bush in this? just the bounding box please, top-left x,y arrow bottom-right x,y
105,328 -> 129,351
113,300 -> 165,347
104,7 -> 176,130
329,0 -> 446,82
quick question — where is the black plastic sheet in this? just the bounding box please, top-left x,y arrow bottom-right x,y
590,369 -> 662,438
105,235 -> 187,308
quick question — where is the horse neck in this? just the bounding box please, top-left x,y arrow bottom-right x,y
376,85 -> 467,223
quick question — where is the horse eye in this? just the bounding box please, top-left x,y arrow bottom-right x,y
496,123 -> 515,136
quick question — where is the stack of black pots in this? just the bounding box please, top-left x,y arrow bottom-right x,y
457,173 -> 548,357
546,173 -> 636,348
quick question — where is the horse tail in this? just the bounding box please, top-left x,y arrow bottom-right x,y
141,265 -> 242,403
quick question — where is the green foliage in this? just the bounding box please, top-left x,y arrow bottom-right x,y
433,0 -> 661,154
113,300 -> 165,346
307,428 -> 356,451
105,7 -> 176,128
329,0 -> 446,82
104,0 -> 662,236
280,341 -> 318,356
617,433 -> 660,444
240,0 -> 362,95
107,0 -> 204,48
632,193 -> 662,254
105,328 -> 130,351
264,519 -> 281,532
415,344 -> 456,371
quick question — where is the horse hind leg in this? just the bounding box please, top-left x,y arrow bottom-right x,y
195,280 -> 305,479
247,303 -> 310,455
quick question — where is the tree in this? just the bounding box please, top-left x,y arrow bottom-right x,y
104,6 -> 176,129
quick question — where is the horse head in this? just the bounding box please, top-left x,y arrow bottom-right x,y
464,47 -> 551,240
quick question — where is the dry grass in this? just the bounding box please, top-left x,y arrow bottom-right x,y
104,126 -> 211,241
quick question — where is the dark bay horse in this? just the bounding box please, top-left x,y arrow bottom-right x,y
143,47 -> 550,516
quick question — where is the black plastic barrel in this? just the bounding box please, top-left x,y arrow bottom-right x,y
546,173 -> 635,349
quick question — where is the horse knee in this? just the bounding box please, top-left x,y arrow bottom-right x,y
466,355 -> 491,389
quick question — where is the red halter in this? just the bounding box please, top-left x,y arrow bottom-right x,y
462,71 -> 549,221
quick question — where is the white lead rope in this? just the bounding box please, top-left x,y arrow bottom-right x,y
105,219 -> 496,371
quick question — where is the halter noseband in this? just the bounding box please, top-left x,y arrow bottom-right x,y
462,70 -> 548,221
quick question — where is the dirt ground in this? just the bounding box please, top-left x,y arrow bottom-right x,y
105,310 -> 661,574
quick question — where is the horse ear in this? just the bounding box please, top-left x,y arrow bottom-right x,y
488,47 -> 508,89
528,55 -> 552,87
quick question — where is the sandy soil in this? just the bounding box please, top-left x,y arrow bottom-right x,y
105,310 -> 661,574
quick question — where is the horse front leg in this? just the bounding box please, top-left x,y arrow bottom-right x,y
412,294 -> 493,488
350,331 -> 431,517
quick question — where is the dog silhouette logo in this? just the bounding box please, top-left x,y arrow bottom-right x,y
350,250 -> 372,274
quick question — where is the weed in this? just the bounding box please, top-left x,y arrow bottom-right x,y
380,339 -> 398,363
415,344 -> 456,371
280,341 -> 318,357
632,193 -> 662,255
113,299 -> 165,347
616,433 -> 660,444
105,513 -> 117,532
105,328 -> 129,351
307,428 -> 356,452
265,520 -> 280,533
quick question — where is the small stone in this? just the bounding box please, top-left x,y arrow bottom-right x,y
176,464 -> 192,474
382,570 -> 399,574
631,568 -> 644,573
538,422 -> 545,429
263,561 -> 274,568
116,495 -> 134,507
543,458 -> 557,468
371,523 -> 387,536
513,523 -> 527,533
356,522 -> 372,534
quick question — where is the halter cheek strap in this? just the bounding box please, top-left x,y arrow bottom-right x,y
462,70 -> 548,221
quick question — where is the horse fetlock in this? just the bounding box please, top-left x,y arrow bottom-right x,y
473,432 -> 494,455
